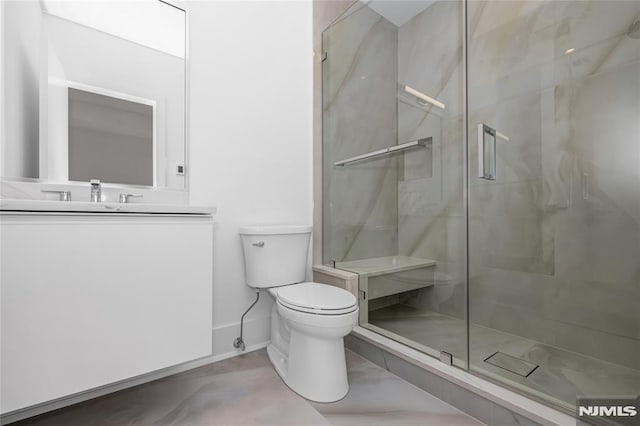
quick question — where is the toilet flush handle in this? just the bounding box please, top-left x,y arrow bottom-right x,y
252,241 -> 265,247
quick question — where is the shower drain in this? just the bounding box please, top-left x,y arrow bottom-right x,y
484,352 -> 539,378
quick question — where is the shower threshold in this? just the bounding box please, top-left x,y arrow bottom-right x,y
349,325 -> 575,426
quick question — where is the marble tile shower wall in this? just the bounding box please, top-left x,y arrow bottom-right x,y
322,5 -> 399,263
396,1 -> 466,320
466,0 -> 640,370
323,0 -> 639,372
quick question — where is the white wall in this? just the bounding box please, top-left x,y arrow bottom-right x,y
188,1 -> 313,356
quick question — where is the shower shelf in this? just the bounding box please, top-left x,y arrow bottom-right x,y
334,137 -> 432,167
398,97 -> 444,116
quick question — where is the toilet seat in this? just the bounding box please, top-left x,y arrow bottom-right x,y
273,282 -> 357,315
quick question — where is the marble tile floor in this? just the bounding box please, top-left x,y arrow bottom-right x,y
14,349 -> 483,426
369,305 -> 640,407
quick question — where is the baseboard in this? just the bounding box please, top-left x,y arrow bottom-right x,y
1,317 -> 271,425
212,314 -> 271,356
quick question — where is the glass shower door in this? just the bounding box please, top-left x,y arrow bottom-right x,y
322,0 -> 467,368
467,0 -> 640,410
322,0 -> 640,414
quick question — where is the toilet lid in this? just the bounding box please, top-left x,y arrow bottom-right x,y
275,282 -> 357,314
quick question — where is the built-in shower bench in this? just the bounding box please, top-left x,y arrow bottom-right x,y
335,255 -> 436,324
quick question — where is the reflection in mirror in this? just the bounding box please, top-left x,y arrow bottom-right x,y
68,87 -> 155,186
1,0 -> 187,190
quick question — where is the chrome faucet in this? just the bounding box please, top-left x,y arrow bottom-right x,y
90,179 -> 101,203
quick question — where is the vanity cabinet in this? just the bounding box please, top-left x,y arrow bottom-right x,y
0,212 -> 213,414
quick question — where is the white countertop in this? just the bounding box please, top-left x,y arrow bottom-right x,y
0,199 -> 216,215
335,256 -> 436,277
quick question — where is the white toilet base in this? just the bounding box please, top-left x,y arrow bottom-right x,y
266,329 -> 349,403
238,227 -> 358,403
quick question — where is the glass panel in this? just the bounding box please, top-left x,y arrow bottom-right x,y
468,0 -> 640,410
322,0 -> 467,368
322,2 -> 399,265
323,0 -> 640,414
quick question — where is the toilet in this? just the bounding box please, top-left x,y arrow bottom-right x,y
431,270 -> 457,306
239,225 -> 358,403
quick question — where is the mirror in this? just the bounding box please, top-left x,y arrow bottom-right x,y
1,0 -> 187,190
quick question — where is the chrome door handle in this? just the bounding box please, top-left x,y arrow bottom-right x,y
252,241 -> 265,247
478,123 -> 497,180
478,123 -> 509,181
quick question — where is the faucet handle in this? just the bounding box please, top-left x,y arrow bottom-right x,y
119,193 -> 143,204
41,190 -> 72,201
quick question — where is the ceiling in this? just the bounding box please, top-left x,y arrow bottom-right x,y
366,0 -> 436,27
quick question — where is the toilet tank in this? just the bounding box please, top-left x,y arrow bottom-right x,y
239,225 -> 312,288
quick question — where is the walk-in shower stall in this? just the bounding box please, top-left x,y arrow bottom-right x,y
322,0 -> 640,413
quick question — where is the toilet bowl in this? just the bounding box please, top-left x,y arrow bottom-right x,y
431,271 -> 456,305
239,225 -> 358,403
399,270 -> 457,311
